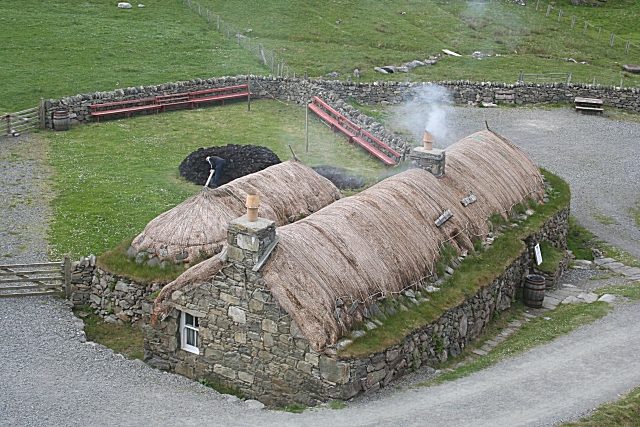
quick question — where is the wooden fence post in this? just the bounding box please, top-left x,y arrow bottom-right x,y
4,114 -> 10,136
39,98 -> 46,129
305,105 -> 309,153
63,256 -> 71,299
247,76 -> 251,111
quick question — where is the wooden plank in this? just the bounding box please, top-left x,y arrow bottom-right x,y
0,276 -> 63,284
0,269 -> 62,276
0,262 -> 62,269
352,137 -> 396,165
0,283 -> 63,291
11,107 -> 38,116
574,97 -> 603,104
0,290 -> 62,298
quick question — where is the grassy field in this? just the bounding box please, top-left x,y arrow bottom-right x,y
195,0 -> 640,85
46,99 -> 386,259
0,0 -> 266,112
2,0 -> 640,115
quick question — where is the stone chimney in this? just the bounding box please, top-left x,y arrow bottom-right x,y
226,195 -> 278,270
410,130 -> 446,178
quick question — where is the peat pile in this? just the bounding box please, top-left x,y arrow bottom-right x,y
179,144 -> 281,186
312,165 -> 366,190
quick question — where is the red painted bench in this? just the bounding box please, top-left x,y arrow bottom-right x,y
90,97 -> 159,122
90,84 -> 250,122
156,93 -> 193,111
308,96 -> 400,166
189,84 -> 250,106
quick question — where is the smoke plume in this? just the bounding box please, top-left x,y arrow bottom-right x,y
392,85 -> 454,147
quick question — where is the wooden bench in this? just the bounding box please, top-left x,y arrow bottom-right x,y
575,97 -> 603,114
90,84 -> 250,122
156,93 -> 193,111
189,84 -> 250,106
308,96 -> 400,166
90,97 -> 159,121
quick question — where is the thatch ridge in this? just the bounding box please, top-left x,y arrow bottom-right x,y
131,160 -> 341,264
261,130 -> 544,350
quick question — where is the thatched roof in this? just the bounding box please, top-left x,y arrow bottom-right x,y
260,130 -> 544,350
155,130 -> 544,350
131,161 -> 341,264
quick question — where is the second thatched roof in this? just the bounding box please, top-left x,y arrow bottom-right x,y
130,160 -> 341,264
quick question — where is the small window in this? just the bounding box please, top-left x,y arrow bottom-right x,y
180,311 -> 200,354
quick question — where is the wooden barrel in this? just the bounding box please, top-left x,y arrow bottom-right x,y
52,109 -> 70,131
523,274 -> 546,308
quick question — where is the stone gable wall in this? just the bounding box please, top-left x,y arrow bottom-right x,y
143,207 -> 569,406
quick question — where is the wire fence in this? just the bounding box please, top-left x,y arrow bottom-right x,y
180,0 -> 296,78
530,0 -> 639,60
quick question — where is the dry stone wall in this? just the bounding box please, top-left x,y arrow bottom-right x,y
44,76 -> 640,144
143,206 -> 569,406
70,261 -> 161,324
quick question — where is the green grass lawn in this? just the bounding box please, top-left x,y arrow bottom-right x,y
0,0 -> 266,112
46,99 -> 386,259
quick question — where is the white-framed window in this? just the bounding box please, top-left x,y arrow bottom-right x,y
180,311 -> 200,354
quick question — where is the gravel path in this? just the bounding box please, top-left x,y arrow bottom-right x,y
441,107 -> 640,259
2,296 -> 639,427
0,134 -> 50,264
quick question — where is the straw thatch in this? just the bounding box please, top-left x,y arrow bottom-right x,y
260,130 -> 544,350
131,160 -> 341,264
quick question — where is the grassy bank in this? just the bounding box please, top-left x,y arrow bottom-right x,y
426,302 -> 610,386
194,0 -> 640,86
47,99 -> 385,259
564,386 -> 640,426
74,305 -> 144,360
341,169 -> 570,357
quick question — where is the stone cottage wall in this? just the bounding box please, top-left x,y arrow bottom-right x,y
144,207 -> 569,406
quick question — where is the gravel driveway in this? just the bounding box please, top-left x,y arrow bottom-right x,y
442,106 -> 640,259
2,296 -> 640,427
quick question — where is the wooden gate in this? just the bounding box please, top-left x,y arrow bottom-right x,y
0,257 -> 71,298
2,103 -> 44,136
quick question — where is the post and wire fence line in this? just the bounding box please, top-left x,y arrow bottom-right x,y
532,0 -> 639,60
180,0 -> 296,78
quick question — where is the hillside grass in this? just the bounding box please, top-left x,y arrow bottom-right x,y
46,99 -> 386,259
2,0 -> 639,114
0,0 -> 266,112
195,0 -> 640,86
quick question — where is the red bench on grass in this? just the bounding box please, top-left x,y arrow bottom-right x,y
308,96 -> 400,166
89,97 -> 159,122
89,84 -> 250,122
